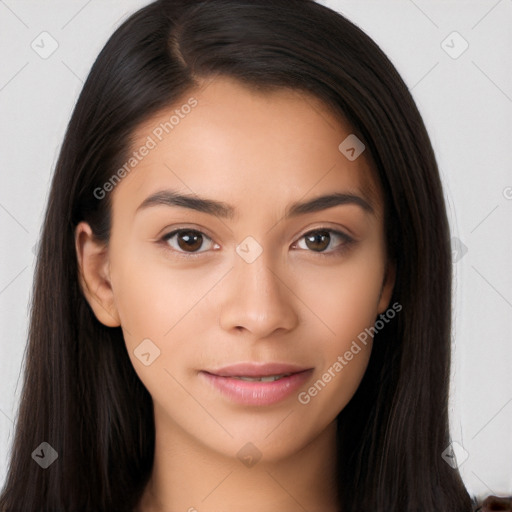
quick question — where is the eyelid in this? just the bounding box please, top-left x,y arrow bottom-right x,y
295,224 -> 353,241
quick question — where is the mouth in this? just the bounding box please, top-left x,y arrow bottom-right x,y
203,362 -> 311,378
225,373 -> 294,382
199,363 -> 313,406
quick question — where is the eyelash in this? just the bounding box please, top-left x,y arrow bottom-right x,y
159,227 -> 355,259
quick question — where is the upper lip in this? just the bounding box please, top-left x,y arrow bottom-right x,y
202,362 -> 313,377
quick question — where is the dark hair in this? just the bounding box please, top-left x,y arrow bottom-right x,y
0,0 -> 474,510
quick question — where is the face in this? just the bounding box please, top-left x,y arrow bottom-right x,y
76,76 -> 395,462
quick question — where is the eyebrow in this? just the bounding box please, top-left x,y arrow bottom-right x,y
136,189 -> 374,219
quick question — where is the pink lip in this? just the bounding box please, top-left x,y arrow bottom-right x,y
204,362 -> 311,377
199,362 -> 314,406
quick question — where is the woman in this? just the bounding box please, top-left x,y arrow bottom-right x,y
0,0 -> 490,510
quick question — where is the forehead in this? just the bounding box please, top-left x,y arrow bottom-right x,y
112,76 -> 382,219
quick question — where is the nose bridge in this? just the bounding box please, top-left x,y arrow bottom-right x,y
217,235 -> 298,336
239,241 -> 281,301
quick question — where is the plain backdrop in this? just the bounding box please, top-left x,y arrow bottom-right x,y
0,0 -> 511,501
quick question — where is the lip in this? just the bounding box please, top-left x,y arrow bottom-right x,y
204,362 -> 311,377
199,362 -> 314,406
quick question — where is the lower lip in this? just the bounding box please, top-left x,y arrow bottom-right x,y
199,369 -> 313,406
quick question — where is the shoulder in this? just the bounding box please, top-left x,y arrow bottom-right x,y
473,495 -> 512,511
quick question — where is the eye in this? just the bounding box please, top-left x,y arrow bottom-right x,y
161,229 -> 217,255
292,228 -> 354,256
160,227 -> 354,258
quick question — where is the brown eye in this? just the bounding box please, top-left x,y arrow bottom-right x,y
304,230 -> 331,252
162,229 -> 214,253
294,228 -> 354,256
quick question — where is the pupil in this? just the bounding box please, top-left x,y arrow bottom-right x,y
306,231 -> 329,251
178,231 -> 202,252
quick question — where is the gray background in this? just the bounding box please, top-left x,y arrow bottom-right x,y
0,0 -> 511,500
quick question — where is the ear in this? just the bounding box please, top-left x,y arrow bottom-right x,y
74,221 -> 121,327
376,259 -> 396,315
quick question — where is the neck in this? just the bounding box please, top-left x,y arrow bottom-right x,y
137,406 -> 340,512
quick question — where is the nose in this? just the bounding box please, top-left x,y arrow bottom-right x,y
217,246 -> 299,339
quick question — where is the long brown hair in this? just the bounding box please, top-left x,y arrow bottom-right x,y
0,1 -> 474,510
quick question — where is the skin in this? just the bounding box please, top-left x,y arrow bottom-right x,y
75,76 -> 395,512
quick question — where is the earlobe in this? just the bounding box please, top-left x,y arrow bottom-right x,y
74,221 -> 121,327
377,260 -> 396,315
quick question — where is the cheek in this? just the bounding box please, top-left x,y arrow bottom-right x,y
291,245 -> 385,417
110,254 -> 173,341
108,247 -> 197,405
291,243 -> 386,344
108,241 -> 224,372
